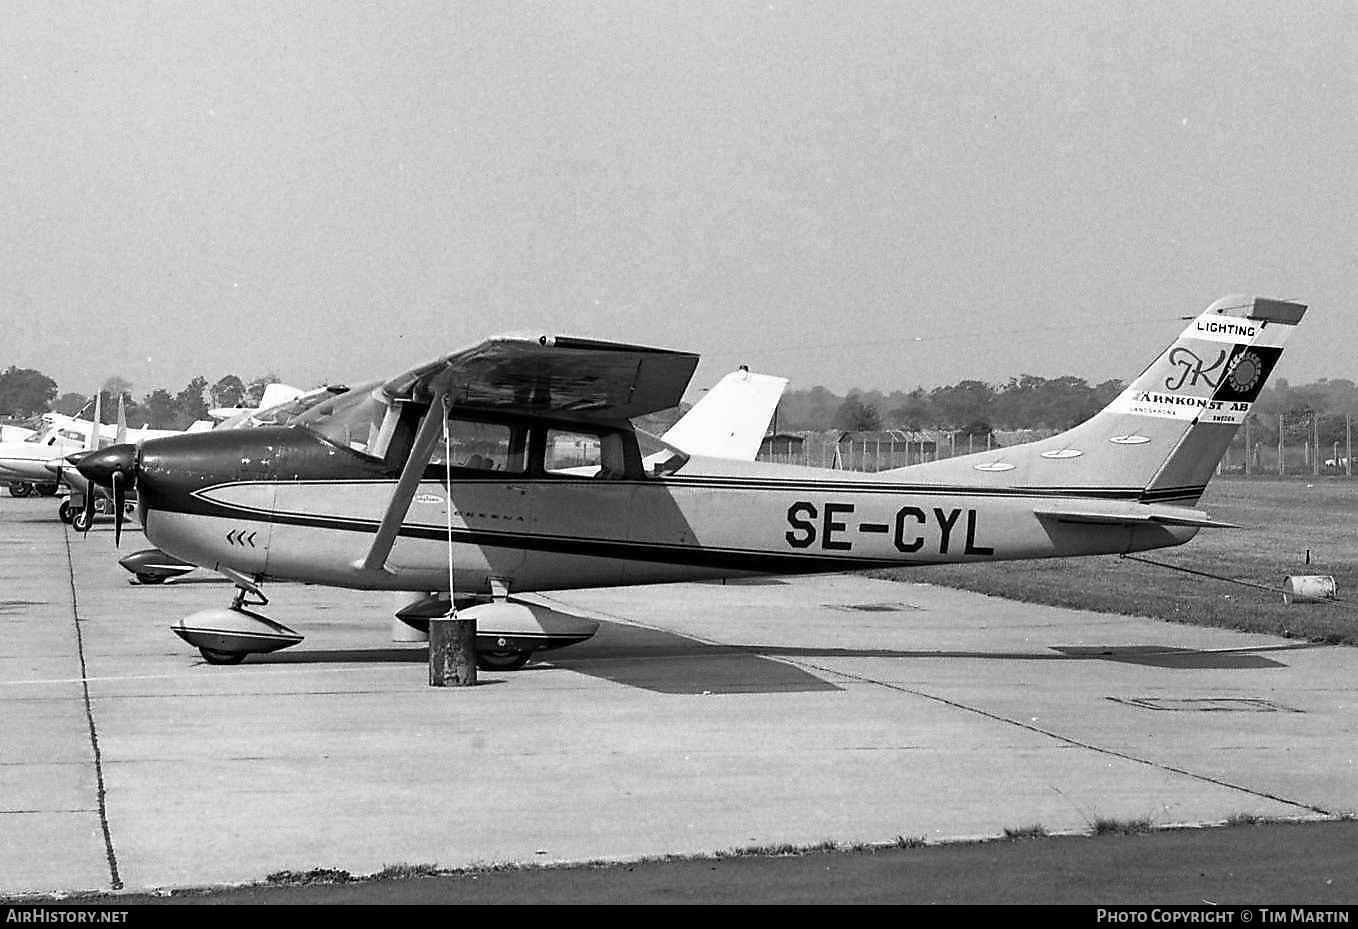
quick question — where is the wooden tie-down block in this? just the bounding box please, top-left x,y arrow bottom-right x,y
429,616 -> 478,686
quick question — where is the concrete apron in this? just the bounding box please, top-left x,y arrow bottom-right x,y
0,493 -> 1350,895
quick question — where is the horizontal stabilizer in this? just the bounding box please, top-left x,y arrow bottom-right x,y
1033,503 -> 1239,529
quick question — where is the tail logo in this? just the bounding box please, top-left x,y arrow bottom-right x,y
1164,347 -> 1227,391
1225,351 -> 1263,394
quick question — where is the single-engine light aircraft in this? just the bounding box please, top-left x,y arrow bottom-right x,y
77,295 -> 1305,668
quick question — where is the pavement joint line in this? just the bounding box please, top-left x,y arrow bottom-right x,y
797,659 -> 1338,819
0,663 -> 423,688
62,524 -> 123,891
1,810 -> 100,815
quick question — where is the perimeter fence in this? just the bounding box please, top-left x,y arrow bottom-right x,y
758,414 -> 1356,478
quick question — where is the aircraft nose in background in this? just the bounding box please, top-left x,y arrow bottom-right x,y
75,443 -> 138,489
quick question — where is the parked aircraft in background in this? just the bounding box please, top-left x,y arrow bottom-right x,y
0,411 -> 111,498
660,366 -> 787,462
208,383 -> 307,422
7,393 -> 212,523
78,296 -> 1305,668
0,422 -> 36,443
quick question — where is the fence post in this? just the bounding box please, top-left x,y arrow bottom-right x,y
1314,412 -> 1321,476
1278,413 -> 1285,476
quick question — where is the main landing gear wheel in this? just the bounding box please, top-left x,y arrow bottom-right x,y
199,647 -> 248,666
58,501 -> 73,524
476,649 -> 533,671
71,509 -> 92,533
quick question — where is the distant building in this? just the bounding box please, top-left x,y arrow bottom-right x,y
758,432 -> 805,460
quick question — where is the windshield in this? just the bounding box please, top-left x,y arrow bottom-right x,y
23,420 -> 57,443
220,385 -> 356,431
290,381 -> 389,456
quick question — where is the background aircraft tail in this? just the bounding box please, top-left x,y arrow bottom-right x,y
886,295 -> 1307,503
662,367 -> 788,461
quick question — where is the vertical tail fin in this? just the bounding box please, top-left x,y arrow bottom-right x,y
887,294 -> 1307,502
1097,295 -> 1306,501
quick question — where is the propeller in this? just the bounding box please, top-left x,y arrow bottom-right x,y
74,443 -> 140,545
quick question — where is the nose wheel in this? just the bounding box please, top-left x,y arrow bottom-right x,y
173,583 -> 303,666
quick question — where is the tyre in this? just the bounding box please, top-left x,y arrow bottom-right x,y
476,649 -> 532,671
199,648 -> 247,666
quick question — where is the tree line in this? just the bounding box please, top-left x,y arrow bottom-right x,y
0,367 -> 283,430
2,363 -> 1355,443
775,375 -> 1358,443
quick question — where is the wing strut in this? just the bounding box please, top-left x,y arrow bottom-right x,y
355,387 -> 448,574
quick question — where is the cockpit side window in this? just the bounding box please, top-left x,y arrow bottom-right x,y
429,418 -> 527,474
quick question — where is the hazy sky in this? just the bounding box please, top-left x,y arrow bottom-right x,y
3,1 -> 1355,400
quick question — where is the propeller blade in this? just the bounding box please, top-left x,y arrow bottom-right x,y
112,472 -> 125,547
81,479 -> 96,534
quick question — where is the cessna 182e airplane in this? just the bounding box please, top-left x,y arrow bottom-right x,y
76,294 -> 1305,668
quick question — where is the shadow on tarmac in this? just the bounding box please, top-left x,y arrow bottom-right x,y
240,621 -> 1308,692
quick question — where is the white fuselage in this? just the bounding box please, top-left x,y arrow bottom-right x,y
0,422 -> 92,482
143,454 -> 1196,598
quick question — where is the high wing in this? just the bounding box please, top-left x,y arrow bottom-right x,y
360,333 -> 700,573
380,334 -> 700,422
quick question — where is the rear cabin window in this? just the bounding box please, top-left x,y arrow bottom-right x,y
431,419 -> 526,474
544,428 -> 632,479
